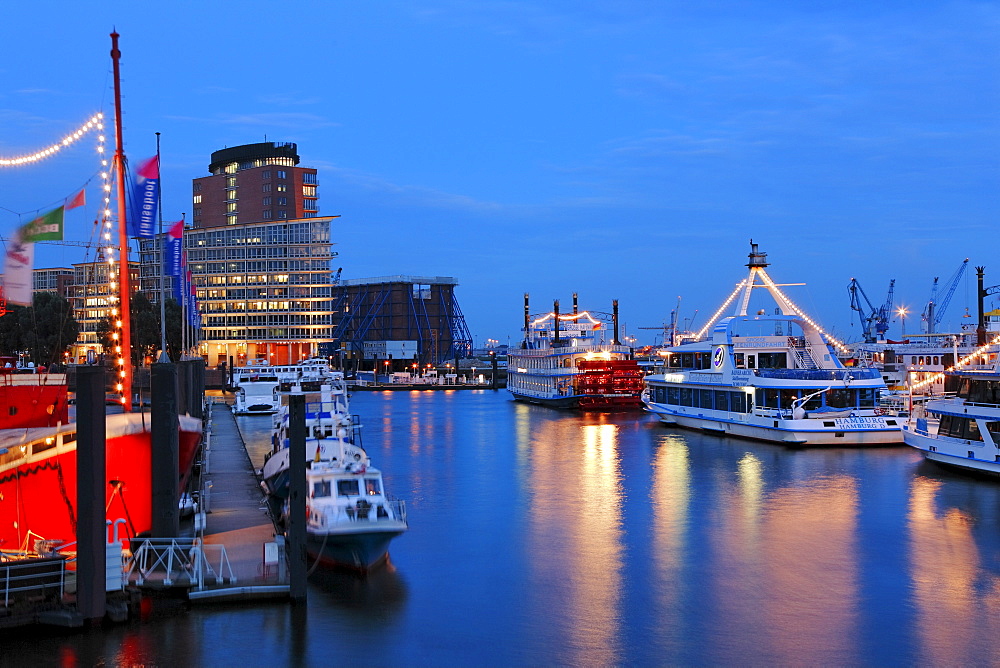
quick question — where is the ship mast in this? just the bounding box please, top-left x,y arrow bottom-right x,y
111,31 -> 133,411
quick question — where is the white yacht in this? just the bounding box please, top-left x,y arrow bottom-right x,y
642,242 -> 902,446
904,350 -> 1000,475
260,378 -> 407,571
233,372 -> 280,415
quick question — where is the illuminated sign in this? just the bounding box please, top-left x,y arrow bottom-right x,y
713,346 -> 725,368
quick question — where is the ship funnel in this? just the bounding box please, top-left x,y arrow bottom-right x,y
524,292 -> 531,352
613,299 -> 620,345
554,300 -> 561,346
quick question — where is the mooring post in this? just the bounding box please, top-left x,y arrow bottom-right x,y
152,361 -> 179,537
76,365 -> 106,623
287,393 -> 308,602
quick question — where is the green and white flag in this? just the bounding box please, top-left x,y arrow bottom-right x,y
19,206 -> 64,242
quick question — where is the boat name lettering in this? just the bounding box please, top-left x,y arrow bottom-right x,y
833,417 -> 885,428
733,337 -> 784,349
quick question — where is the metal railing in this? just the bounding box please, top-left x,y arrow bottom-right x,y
0,554 -> 67,607
126,537 -> 235,590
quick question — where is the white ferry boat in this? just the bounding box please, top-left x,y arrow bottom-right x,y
904,351 -> 1000,475
507,295 -> 644,410
642,243 -> 902,446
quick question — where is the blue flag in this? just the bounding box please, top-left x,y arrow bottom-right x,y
128,156 -> 158,238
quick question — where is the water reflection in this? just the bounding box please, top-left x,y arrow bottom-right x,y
908,475 -> 1000,666
522,409 -> 625,667
650,434 -> 691,654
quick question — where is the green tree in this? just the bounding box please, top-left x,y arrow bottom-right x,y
0,308 -> 23,357
98,293 -> 185,364
14,292 -> 79,366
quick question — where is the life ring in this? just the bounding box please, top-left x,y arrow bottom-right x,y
874,407 -> 886,416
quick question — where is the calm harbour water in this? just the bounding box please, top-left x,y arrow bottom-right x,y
7,389 -> 1000,666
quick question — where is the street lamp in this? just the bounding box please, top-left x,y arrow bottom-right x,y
897,306 -> 908,338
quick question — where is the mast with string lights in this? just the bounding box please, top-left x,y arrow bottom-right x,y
110,31 -> 133,411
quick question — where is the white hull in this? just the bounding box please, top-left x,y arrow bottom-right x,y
647,403 -> 902,446
904,427 -> 1000,475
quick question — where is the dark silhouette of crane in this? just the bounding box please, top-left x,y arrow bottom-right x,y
848,278 -> 895,343
922,259 -> 969,334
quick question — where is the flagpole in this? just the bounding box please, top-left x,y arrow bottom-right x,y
111,31 -> 133,412
156,133 -> 168,362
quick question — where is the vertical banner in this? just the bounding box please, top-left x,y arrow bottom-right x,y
3,206 -> 64,306
167,220 -> 184,302
128,156 -> 159,238
3,234 -> 34,306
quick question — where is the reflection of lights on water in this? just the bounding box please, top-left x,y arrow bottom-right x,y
524,418 -> 624,666
907,476 -> 1000,665
650,436 -> 691,650
736,452 -> 764,523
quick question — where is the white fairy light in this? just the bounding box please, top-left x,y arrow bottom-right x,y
0,113 -> 104,166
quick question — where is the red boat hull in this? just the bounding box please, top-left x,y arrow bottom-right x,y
0,413 -> 202,551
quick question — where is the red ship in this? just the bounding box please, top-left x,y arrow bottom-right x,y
0,371 -> 201,552
574,359 -> 646,410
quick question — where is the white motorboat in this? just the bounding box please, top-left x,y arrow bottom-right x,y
260,377 -> 407,571
904,349 -> 1000,475
642,242 -> 902,446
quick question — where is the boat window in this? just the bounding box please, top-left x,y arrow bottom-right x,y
32,439 -> 57,455
933,356 -> 939,366
365,478 -> 381,495
857,389 -> 875,407
681,353 -> 694,369
312,481 -> 332,498
911,357 -> 917,364
758,353 -> 787,369
730,392 -> 748,413
939,415 -> 984,441
337,480 -> 360,497
680,388 -> 693,407
735,353 -> 745,369
969,379 -> 1000,405
700,389 -> 713,408
746,355 -> 756,369
986,422 -> 1000,441
780,390 -> 799,409
666,387 -> 680,405
825,388 -> 853,409
714,391 -> 729,412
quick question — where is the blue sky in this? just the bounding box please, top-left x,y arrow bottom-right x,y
1,1 -> 997,347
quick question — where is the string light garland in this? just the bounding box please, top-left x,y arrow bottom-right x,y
696,279 -> 748,339
909,336 -> 1000,391
757,268 -> 850,354
0,113 -> 104,167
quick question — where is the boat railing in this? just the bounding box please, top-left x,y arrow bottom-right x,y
753,407 -> 793,419
125,537 -> 235,591
755,368 -> 882,381
311,497 -> 406,528
0,553 -> 68,607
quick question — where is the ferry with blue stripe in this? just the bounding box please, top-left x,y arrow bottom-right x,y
642,242 -> 902,446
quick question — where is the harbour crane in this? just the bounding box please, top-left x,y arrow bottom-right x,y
848,278 -> 895,343
922,258 -> 969,334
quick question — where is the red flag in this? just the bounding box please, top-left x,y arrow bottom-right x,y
65,188 -> 86,210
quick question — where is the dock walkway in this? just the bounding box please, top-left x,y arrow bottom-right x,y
125,401 -> 288,601
192,400 -> 287,600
